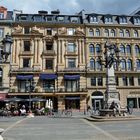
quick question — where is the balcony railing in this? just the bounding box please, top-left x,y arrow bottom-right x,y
57,67 -> 86,72
11,67 -> 41,72
42,50 -> 55,55
10,88 -> 88,93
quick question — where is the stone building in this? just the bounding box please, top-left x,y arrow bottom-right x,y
7,8 -> 140,111
0,6 -> 13,104
9,10 -> 87,111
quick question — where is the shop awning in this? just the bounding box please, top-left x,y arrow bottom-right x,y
16,75 -> 33,80
40,74 -> 57,80
65,96 -> 80,100
64,75 -> 80,80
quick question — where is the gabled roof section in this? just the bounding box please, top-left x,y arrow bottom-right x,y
130,7 -> 140,16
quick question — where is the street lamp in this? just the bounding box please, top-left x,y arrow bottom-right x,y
98,40 -> 120,108
1,34 -> 13,61
25,81 -> 35,111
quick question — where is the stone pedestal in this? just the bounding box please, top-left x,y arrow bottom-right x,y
106,65 -> 119,107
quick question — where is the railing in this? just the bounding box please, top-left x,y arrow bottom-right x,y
11,67 -> 41,72
42,50 -> 55,55
57,67 -> 86,72
10,88 -> 88,93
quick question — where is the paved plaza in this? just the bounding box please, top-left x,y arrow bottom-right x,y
0,115 -> 140,140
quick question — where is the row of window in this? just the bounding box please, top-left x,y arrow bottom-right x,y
89,44 -> 140,55
18,79 -> 80,93
89,15 -> 140,25
23,58 -> 76,69
19,15 -> 80,23
89,28 -> 139,37
90,76 -> 139,86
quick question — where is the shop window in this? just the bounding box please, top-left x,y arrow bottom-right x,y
43,80 -> 55,92
127,98 -> 137,108
65,80 -> 79,92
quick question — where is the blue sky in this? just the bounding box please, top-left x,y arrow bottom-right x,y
1,0 -> 140,15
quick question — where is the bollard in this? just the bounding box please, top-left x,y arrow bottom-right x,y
0,128 -> 4,140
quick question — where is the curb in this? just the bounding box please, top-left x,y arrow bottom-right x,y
85,116 -> 140,122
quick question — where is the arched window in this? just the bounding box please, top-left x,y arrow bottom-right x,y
135,45 -> 140,55
127,59 -> 132,70
119,45 -> 125,54
125,45 -> 131,55
111,29 -> 115,37
120,59 -> 126,70
89,28 -> 94,36
120,29 -> 124,37
0,68 -> 2,86
90,58 -> 95,69
96,59 -> 102,70
126,30 -> 130,37
104,29 -> 109,37
95,29 -> 100,36
134,30 -> 138,37
89,44 -> 94,54
95,44 -> 101,55
136,59 -> 140,70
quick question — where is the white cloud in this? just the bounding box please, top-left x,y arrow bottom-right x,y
1,0 -> 140,15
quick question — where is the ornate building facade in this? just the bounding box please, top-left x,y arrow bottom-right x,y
0,6 -> 13,104
7,9 -> 140,111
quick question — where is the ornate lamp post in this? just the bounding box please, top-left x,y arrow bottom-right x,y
98,40 -> 120,108
25,81 -> 35,111
1,34 -> 13,61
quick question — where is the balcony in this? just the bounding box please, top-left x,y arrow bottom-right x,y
9,88 -> 88,94
19,51 -> 33,56
11,67 -> 41,73
57,67 -> 86,73
42,50 -> 55,56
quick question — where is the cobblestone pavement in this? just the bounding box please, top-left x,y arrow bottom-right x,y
0,115 -> 140,140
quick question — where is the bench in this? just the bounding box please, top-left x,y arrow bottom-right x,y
99,108 -> 127,117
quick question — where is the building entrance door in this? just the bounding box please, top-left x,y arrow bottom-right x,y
94,100 -> 101,110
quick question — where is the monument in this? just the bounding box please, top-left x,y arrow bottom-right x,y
98,40 -> 120,108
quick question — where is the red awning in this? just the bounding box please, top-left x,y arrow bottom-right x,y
0,94 -> 6,100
